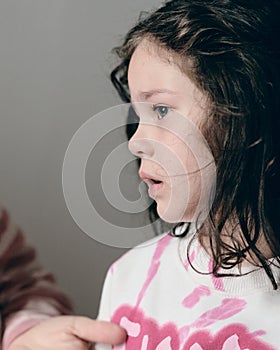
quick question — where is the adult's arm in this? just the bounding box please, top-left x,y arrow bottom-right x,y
0,208 -> 73,348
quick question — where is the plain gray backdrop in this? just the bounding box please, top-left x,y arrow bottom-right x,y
0,0 -> 162,317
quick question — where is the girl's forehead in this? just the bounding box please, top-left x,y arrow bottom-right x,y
130,39 -> 182,69
128,42 -> 186,91
127,40 -> 206,107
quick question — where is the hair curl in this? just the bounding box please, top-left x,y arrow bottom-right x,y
111,0 -> 280,289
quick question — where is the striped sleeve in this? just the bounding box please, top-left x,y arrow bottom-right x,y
0,208 -> 73,348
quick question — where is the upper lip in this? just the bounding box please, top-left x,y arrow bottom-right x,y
139,170 -> 162,183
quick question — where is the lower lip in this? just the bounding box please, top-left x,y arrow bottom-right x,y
147,181 -> 164,198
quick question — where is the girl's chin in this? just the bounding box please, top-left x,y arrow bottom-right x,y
156,201 -> 207,224
156,203 -> 189,224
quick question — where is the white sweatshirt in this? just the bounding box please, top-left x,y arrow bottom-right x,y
97,230 -> 280,349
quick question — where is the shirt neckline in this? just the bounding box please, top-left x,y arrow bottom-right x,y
178,229 -> 280,295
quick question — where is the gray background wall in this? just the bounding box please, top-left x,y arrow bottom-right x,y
0,0 -> 161,318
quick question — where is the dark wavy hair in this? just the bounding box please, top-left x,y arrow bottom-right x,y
110,0 -> 280,288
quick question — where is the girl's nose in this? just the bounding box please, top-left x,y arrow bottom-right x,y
128,125 -> 154,158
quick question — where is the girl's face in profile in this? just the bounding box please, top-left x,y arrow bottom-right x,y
128,40 -> 216,223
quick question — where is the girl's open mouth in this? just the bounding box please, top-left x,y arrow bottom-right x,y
151,179 -> 162,184
139,171 -> 164,197
145,179 -> 164,198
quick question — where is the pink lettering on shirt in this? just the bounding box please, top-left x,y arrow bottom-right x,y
183,324 -> 275,350
112,305 -> 180,349
192,298 -> 246,328
208,259 -> 225,291
182,286 -> 211,308
136,235 -> 172,308
112,305 -> 274,350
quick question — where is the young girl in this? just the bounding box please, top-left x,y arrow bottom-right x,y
97,0 -> 280,349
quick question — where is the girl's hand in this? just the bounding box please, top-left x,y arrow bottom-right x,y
7,315 -> 127,350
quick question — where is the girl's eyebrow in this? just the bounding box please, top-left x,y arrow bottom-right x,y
138,89 -> 178,100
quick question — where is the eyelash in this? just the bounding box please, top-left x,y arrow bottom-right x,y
152,104 -> 171,120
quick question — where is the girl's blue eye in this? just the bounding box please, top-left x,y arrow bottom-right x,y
152,105 -> 170,120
